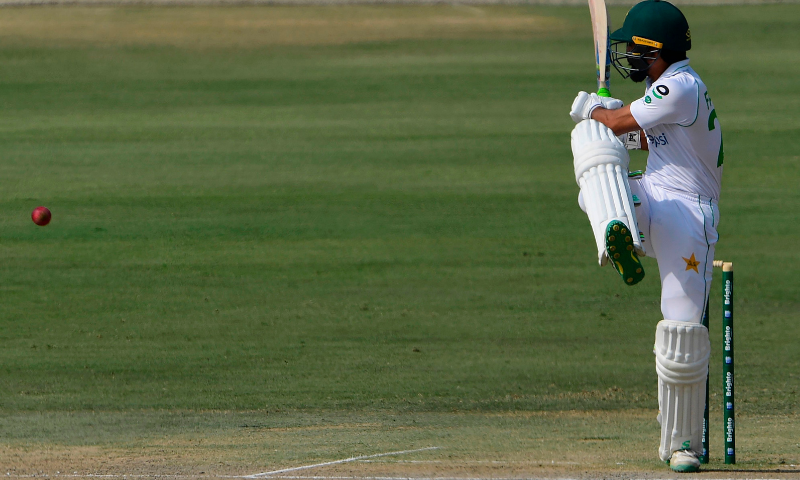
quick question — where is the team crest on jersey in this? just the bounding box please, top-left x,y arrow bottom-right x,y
644,96 -> 652,104
683,253 -> 700,273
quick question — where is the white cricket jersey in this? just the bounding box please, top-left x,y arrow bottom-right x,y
629,59 -> 724,201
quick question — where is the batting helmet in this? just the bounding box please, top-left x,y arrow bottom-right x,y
609,0 -> 691,80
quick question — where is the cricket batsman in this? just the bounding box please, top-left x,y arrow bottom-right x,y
569,0 -> 723,473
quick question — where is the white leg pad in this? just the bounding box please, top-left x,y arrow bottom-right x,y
571,120 -> 644,264
655,320 -> 710,462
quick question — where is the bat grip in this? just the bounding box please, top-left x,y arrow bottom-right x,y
597,88 -> 611,97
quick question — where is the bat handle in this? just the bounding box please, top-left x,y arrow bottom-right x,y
597,87 -> 611,97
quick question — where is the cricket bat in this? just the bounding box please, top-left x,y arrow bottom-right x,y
588,0 -> 612,97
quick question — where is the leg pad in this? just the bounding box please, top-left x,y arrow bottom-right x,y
655,320 -> 710,462
571,120 -> 644,264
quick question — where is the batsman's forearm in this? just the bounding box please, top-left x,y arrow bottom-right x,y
590,105 -> 641,136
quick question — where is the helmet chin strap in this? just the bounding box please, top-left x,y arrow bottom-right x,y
630,70 -> 649,83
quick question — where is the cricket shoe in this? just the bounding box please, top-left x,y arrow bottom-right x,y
667,449 -> 701,473
605,220 -> 645,286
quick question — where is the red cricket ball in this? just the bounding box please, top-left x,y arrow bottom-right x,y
31,206 -> 52,226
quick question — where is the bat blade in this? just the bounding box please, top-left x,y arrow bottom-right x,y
588,0 -> 611,97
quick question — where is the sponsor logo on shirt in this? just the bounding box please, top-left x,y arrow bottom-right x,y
653,85 -> 670,99
647,132 -> 669,148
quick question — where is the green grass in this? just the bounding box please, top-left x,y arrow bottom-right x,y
0,3 -> 799,473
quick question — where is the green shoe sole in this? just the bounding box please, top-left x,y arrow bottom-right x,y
605,220 -> 645,286
669,463 -> 701,473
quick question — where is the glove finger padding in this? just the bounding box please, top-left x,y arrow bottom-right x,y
570,91 -> 592,123
570,92 -> 624,123
601,96 -> 624,111
572,120 -> 645,264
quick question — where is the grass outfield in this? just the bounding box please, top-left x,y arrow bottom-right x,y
0,4 -> 799,475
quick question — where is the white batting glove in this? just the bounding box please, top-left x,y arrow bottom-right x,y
570,91 -> 624,123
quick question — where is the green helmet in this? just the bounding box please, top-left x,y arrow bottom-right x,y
610,0 -> 691,52
610,0 -> 690,80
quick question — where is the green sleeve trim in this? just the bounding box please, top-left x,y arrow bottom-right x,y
678,79 -> 701,128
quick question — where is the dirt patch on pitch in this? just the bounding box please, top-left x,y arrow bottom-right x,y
3,411 -> 800,479
4,446 -> 800,479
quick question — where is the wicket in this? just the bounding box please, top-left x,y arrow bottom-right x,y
700,260 -> 735,465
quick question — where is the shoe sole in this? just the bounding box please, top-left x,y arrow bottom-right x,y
669,464 -> 701,473
605,220 -> 645,286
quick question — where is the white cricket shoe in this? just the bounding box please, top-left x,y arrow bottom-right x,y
668,450 -> 701,473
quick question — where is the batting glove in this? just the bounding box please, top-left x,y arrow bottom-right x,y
569,91 -> 624,123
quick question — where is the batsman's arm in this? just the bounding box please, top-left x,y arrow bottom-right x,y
590,105 -> 641,137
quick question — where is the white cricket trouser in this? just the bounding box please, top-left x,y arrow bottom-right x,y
630,178 -> 720,324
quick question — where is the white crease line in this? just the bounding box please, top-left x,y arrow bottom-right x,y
361,460 -> 580,465
6,474 -> 792,480
255,477 -> 572,480
241,447 -> 441,479
4,475 -> 800,480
